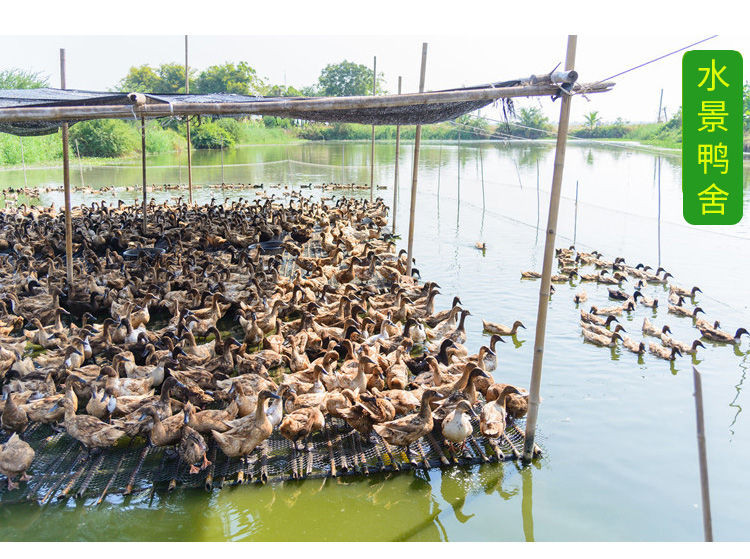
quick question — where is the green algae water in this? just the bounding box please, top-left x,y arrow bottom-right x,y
1,140 -> 749,541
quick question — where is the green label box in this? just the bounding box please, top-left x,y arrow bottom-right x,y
682,50 -> 743,225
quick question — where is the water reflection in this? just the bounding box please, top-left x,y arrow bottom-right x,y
521,465 -> 535,542
730,349 -> 748,438
440,467 -> 477,524
513,144 -> 553,169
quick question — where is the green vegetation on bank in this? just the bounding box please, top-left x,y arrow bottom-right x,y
0,119 -> 300,167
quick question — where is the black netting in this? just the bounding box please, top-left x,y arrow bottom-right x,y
0,80 -> 527,136
0,413 -> 535,506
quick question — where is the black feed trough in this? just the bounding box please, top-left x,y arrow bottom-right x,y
122,247 -> 166,259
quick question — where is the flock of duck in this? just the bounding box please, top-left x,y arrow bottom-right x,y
0,193 -> 529,492
522,246 -> 747,362
1,182 -> 380,205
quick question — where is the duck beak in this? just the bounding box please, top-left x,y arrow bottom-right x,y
268,392 -> 281,400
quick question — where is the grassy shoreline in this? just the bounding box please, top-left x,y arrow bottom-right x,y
0,136 -> 687,172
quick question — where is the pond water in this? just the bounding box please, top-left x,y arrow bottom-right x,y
0,139 -> 749,541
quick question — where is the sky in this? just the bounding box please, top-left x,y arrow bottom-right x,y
0,32 -> 748,126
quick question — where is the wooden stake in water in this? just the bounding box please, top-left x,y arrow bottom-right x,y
535,158 -> 541,242
692,366 -> 713,541
185,35 -> 193,205
392,76 -> 402,233
74,139 -> 84,187
657,156 -> 662,267
370,55 -> 377,202
457,128 -> 461,199
60,48 -> 73,288
523,35 -> 577,461
220,137 -> 225,185
406,42 -> 428,278
18,137 -> 27,188
479,145 -> 486,210
437,143 -> 442,196
573,180 -> 579,246
141,116 -> 147,235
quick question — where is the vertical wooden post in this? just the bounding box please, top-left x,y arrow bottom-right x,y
657,88 -> 664,123
74,139 -> 84,187
60,48 -> 74,288
141,116 -> 148,235
370,56 -> 377,202
437,143 -> 442,195
406,43 -> 427,277
523,35 -> 577,461
220,137 -> 225,185
535,158 -> 541,234
18,137 -> 27,188
457,128 -> 461,198
693,367 -> 713,541
573,180 -> 579,246
392,76 -> 402,232
185,35 -> 193,205
479,145 -> 485,210
657,156 -> 662,267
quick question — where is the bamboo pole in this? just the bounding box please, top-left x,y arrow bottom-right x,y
457,129 -> 461,199
220,137 -> 225,185
0,82 -> 614,124
141,116 -> 147,235
392,76 -> 402,233
693,366 -> 713,541
437,143 -> 442,195
523,35 -> 578,461
60,48 -> 73,288
74,139 -> 84,187
479,144 -> 485,210
657,88 -> 664,123
18,137 -> 27,188
370,56 -> 376,202
657,156 -> 662,267
573,180 -> 579,245
406,43 -> 428,278
185,35 -> 193,205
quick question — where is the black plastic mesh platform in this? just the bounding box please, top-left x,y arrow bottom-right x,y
0,413 -> 533,505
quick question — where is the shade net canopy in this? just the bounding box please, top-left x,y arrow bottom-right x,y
0,79 -> 528,136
